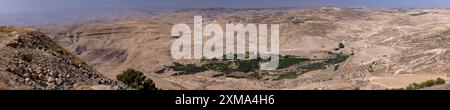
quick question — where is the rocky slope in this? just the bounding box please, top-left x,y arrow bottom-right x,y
44,7 -> 450,90
0,26 -> 128,90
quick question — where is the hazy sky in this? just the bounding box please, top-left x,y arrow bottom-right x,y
1,0 -> 450,14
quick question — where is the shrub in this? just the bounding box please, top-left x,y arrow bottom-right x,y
436,78 -> 446,84
154,68 -> 166,74
205,62 -> 232,74
167,62 -> 207,75
333,65 -> 340,71
143,79 -> 157,90
278,56 -> 310,69
404,78 -> 446,90
338,43 -> 345,48
116,69 -> 146,89
236,59 -> 260,73
0,82 -> 10,90
217,65 -> 233,74
325,52 -> 350,65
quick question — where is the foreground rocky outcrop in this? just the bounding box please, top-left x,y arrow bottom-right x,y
0,26 -> 128,90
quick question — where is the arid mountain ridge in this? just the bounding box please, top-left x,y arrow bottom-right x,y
3,7 -> 450,90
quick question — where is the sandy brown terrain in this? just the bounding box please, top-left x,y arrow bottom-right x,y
44,7 -> 450,90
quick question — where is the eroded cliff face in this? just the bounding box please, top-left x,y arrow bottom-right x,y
0,26 -> 128,90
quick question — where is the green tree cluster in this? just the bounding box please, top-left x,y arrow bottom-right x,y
117,69 -> 158,90
405,78 -> 446,90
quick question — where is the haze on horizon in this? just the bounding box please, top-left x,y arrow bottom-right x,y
1,0 -> 450,15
